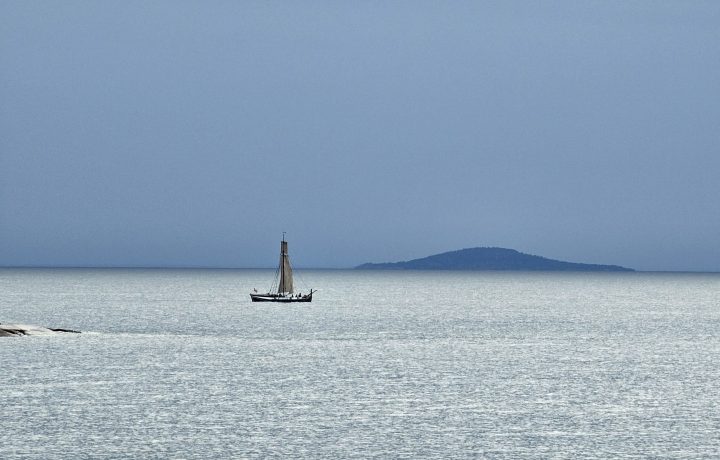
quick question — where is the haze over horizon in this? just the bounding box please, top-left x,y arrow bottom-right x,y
2,1 -> 719,272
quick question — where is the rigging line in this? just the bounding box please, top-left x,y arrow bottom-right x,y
270,262 -> 280,293
293,265 -> 311,292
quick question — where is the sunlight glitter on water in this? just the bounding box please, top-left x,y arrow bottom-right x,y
1,269 -> 719,458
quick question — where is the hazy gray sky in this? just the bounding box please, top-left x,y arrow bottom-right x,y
1,1 -> 719,271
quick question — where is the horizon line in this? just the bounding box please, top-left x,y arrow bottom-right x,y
0,265 -> 718,274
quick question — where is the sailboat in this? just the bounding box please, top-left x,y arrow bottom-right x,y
250,236 -> 314,303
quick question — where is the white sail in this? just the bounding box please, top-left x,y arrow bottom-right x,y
278,240 -> 294,294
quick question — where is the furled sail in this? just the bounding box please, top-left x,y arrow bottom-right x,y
278,240 -> 294,294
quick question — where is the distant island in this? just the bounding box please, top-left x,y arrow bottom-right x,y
356,247 -> 633,271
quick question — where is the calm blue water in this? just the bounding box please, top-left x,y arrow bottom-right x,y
1,269 -> 719,458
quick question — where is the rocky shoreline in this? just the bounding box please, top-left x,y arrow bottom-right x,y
0,323 -> 80,337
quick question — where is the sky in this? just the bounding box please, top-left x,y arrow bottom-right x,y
1,1 -> 719,271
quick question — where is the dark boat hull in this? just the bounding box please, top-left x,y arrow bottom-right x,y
250,292 -> 313,303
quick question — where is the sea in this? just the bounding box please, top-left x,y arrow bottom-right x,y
1,268 -> 719,459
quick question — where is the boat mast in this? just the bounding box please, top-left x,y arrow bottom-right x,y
278,233 -> 294,294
